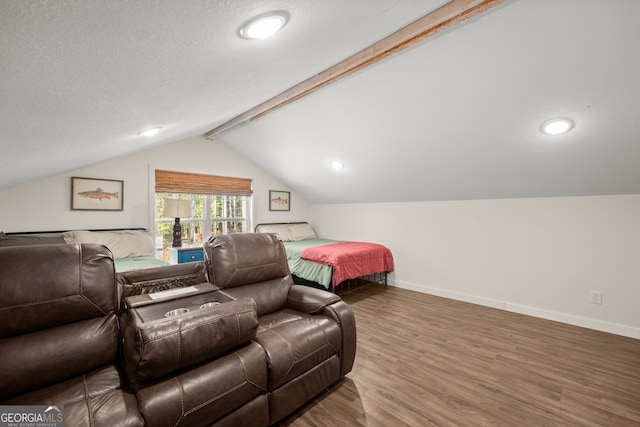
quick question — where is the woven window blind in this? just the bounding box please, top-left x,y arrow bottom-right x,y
155,170 -> 253,196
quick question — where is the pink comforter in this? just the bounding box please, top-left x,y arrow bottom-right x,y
301,241 -> 394,285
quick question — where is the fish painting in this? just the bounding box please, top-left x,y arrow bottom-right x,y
77,187 -> 119,201
271,196 -> 288,205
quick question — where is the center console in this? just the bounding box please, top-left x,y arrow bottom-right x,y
120,283 -> 259,385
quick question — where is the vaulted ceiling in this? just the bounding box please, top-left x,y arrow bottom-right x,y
2,0 -> 639,203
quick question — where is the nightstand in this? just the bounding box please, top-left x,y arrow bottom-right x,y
168,246 -> 205,264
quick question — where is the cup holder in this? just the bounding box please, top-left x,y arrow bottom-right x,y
199,302 -> 220,309
164,308 -> 190,318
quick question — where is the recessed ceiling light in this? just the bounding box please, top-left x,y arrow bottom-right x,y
239,11 -> 289,39
137,127 -> 163,137
331,161 -> 344,169
540,118 -> 574,136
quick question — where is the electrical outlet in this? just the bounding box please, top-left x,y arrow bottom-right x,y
589,291 -> 603,305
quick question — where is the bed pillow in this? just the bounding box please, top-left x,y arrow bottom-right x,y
288,223 -> 317,241
63,230 -> 155,259
255,224 -> 294,241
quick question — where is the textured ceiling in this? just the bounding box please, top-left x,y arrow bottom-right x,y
1,0 -> 639,204
0,0 -> 446,191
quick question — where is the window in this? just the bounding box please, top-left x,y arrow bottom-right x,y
154,170 -> 252,258
155,193 -> 249,249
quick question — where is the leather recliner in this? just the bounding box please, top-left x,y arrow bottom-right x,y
0,244 -> 144,426
204,233 -> 356,425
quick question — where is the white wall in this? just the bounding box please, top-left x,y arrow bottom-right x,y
0,135 -> 311,233
2,139 -> 638,339
310,195 -> 640,339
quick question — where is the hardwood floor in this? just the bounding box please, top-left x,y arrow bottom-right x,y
279,284 -> 640,426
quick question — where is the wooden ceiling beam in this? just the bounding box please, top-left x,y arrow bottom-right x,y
204,0 -> 506,139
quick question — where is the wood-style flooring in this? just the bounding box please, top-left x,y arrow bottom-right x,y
279,284 -> 640,426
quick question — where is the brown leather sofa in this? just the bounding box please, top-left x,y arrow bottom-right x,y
0,233 -> 356,426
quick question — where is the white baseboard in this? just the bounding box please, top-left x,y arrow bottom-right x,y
390,280 -> 640,340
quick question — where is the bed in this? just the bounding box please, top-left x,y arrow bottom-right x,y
255,222 -> 394,293
0,228 -> 169,272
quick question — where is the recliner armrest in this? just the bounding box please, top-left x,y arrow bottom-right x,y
287,285 -> 341,314
323,301 -> 357,377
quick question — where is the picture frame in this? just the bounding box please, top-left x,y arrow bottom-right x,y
269,190 -> 290,211
71,177 -> 124,211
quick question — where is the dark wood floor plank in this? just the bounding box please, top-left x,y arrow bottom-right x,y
279,284 -> 640,426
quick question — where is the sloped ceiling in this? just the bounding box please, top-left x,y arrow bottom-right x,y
2,0 -> 639,204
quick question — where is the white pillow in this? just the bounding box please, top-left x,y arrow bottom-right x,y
63,230 -> 155,258
255,224 -> 294,241
288,223 -> 317,241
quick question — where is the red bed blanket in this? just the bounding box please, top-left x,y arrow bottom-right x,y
301,241 -> 394,285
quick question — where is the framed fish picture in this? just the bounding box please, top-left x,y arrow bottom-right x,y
269,190 -> 290,211
71,177 -> 124,211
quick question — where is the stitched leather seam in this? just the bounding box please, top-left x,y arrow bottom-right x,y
173,377 -> 186,427
176,325 -> 182,370
267,330 -> 295,383
184,381 -> 246,416
0,295 -> 83,311
288,296 -> 338,308
134,328 -> 145,374
79,246 -> 109,315
82,374 -> 94,427
295,344 -> 332,363
141,308 -> 254,342
314,318 -> 339,353
235,313 -> 240,345
56,378 -> 118,405
237,349 -> 266,392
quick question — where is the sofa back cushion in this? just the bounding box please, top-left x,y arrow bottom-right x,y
204,233 -> 293,315
0,244 -> 119,399
0,244 -> 117,337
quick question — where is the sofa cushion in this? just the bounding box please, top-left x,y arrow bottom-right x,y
122,298 -> 258,382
